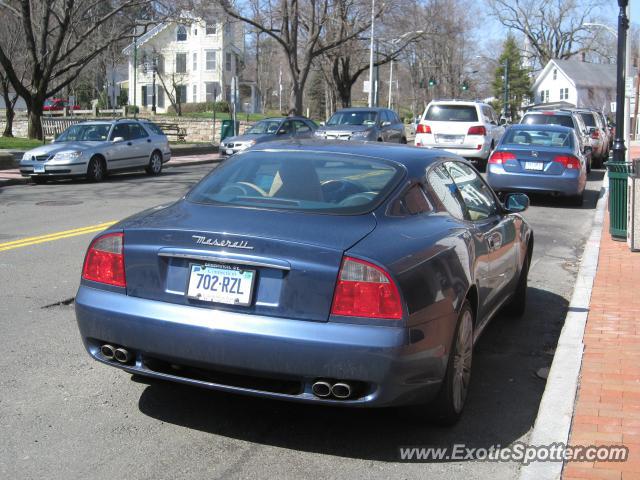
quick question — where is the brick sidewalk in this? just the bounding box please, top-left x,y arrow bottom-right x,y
563,211 -> 640,479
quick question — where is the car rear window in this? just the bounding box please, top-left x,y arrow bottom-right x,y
187,151 -> 403,214
503,128 -> 573,148
424,105 -> 478,122
143,122 -> 165,135
522,114 -> 574,128
579,113 -> 596,127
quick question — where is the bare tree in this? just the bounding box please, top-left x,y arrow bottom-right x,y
0,20 -> 26,137
218,0 -> 377,115
487,0 -> 604,67
0,0 -> 173,139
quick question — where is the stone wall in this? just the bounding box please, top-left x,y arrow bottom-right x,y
0,114 -> 251,144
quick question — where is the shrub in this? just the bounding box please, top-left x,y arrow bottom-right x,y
125,105 -> 139,115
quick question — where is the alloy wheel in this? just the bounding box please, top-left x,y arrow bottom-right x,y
452,309 -> 473,413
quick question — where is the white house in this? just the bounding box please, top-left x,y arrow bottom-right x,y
122,15 -> 258,114
531,59 -> 616,115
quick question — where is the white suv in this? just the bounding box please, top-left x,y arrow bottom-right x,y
414,100 -> 505,170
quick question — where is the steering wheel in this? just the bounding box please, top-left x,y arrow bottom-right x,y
339,192 -> 376,206
321,179 -> 364,203
219,182 -> 266,197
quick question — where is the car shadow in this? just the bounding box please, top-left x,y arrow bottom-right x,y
136,286 -> 567,462
516,169 -> 604,210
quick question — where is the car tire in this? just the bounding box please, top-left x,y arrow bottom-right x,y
504,249 -> 530,317
32,176 -> 47,185
86,156 -> 105,182
146,151 -> 163,176
428,300 -> 474,426
400,137 -> 407,144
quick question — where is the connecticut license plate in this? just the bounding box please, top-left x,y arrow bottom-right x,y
187,264 -> 255,306
226,149 -> 234,155
33,164 -> 45,173
524,162 -> 544,171
436,134 -> 464,144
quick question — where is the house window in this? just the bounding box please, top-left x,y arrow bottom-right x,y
206,23 -> 217,35
176,85 -> 187,104
553,69 -> 557,80
141,85 -> 147,107
146,85 -> 154,106
205,82 -> 219,102
176,53 -> 187,73
206,50 -> 216,71
560,88 -> 569,100
540,90 -> 549,103
177,25 -> 187,42
193,84 -> 197,103
225,52 -> 232,72
192,52 -> 197,71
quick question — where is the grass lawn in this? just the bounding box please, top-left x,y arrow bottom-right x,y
0,136 -> 43,150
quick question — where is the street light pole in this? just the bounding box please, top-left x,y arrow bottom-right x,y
368,0 -> 375,108
503,60 -> 509,120
612,0 -> 629,163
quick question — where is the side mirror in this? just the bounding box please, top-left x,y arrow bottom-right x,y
583,145 -> 593,155
112,136 -> 125,142
503,193 -> 529,213
319,121 -> 325,126
276,129 -> 287,135
381,121 -> 391,127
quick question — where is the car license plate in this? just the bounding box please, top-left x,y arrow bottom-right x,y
436,134 -> 463,144
33,164 -> 45,173
187,264 -> 255,306
226,149 -> 234,155
524,162 -> 544,171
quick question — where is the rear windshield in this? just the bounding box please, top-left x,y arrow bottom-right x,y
503,128 -> 573,149
579,113 -> 596,127
522,114 -> 574,128
327,111 -> 378,126
425,105 -> 478,122
246,120 -> 282,134
187,151 -> 403,214
143,122 -> 165,135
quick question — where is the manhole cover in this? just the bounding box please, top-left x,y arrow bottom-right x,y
35,200 -> 83,206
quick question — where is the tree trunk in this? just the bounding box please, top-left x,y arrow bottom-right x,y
3,106 -> 14,137
288,82 -> 302,116
28,107 -> 44,140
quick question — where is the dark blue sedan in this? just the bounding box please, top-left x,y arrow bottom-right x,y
486,124 -> 588,205
75,141 -> 533,425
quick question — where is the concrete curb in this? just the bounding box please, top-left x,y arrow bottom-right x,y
518,175 -> 609,480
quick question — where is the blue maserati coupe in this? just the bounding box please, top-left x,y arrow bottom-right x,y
75,140 -> 533,424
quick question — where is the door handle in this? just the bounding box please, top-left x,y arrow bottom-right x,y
127,142 -> 132,146
147,139 -> 151,142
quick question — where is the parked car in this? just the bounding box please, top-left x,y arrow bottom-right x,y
314,107 -> 407,143
486,124 -> 588,205
520,109 -> 592,172
75,140 -> 533,425
409,115 -> 421,135
414,100 -> 505,171
220,116 -> 318,156
574,109 -> 608,167
43,98 -> 81,111
19,119 -> 171,183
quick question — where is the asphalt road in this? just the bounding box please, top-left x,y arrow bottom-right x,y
0,164 -> 604,480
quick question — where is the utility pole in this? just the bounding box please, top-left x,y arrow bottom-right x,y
133,36 -> 137,118
368,0 -> 375,108
388,58 -> 394,109
151,57 -> 157,114
503,60 -> 509,121
633,60 -> 639,140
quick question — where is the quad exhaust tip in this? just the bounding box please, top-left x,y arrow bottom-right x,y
100,344 -> 115,359
114,347 -> 132,364
100,344 -> 132,364
331,382 -> 352,399
312,380 -> 353,399
311,381 -> 332,398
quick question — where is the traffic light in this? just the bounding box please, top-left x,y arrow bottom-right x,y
461,81 -> 469,91
428,77 -> 436,87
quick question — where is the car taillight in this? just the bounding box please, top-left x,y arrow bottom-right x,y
488,151 -> 516,164
467,126 -> 486,136
416,124 -> 431,134
590,129 -> 600,139
331,256 -> 402,320
82,233 -> 126,287
553,155 -> 581,170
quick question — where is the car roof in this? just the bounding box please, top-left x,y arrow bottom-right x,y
247,139 -> 457,177
524,109 -> 574,116
428,100 -> 487,107
334,107 -> 387,112
509,124 -> 573,132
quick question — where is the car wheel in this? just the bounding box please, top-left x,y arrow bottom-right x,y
32,176 -> 47,185
429,300 -> 474,426
400,137 -> 407,144
505,249 -> 530,317
86,156 -> 105,182
146,151 -> 163,176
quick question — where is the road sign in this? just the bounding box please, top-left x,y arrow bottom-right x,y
626,77 -> 635,98
611,102 -> 617,113
363,81 -> 371,93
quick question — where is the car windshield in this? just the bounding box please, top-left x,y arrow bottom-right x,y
246,120 -> 282,134
327,111 -> 378,126
522,114 -> 574,128
579,113 -> 596,127
424,105 -> 478,122
503,128 -> 573,148
56,124 -> 111,142
187,151 -> 402,214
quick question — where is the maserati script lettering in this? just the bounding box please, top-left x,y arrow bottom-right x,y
192,235 -> 254,250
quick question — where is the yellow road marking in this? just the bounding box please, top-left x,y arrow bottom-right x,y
0,221 -> 117,252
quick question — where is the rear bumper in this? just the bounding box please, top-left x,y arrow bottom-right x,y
414,140 -> 490,161
487,165 -> 585,196
75,286 -> 446,407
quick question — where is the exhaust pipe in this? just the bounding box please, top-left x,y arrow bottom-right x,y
114,347 -> 132,364
331,382 -> 352,399
100,344 -> 115,360
311,381 -> 332,398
